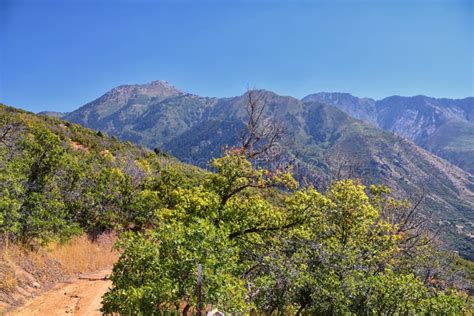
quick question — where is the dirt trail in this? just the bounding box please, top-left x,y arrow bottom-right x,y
8,269 -> 112,316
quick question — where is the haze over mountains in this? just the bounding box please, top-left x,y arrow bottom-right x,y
46,80 -> 474,259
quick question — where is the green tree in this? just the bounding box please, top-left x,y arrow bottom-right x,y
103,150 -> 297,314
18,129 -> 81,244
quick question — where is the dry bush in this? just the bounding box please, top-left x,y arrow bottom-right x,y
47,232 -> 117,275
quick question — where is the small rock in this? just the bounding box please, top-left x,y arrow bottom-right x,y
32,282 -> 41,289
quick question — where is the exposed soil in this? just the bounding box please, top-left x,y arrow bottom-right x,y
8,269 -> 111,316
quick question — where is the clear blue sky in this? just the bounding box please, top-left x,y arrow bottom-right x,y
1,0 -> 472,113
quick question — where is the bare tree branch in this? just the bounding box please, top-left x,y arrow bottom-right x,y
240,89 -> 285,162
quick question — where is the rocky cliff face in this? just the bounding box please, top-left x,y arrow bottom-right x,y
303,93 -> 474,174
303,92 -> 377,123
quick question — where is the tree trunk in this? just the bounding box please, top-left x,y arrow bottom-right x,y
182,303 -> 191,316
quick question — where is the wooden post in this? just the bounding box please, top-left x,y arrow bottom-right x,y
197,263 -> 202,316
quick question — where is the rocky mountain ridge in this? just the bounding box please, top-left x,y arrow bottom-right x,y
303,93 -> 474,174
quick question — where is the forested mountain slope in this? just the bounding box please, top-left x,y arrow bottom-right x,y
303,93 -> 474,174
0,103 -> 204,245
63,80 -> 213,149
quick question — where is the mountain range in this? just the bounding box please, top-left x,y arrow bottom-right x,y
43,80 -> 474,259
303,93 -> 474,174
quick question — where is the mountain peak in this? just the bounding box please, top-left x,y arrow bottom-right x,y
113,79 -> 174,87
110,80 -> 183,96
66,80 -> 185,124
148,79 -> 180,91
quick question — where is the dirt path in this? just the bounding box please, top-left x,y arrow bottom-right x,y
9,269 -> 112,316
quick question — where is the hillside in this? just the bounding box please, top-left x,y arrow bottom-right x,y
0,104 -> 209,312
303,93 -> 474,174
61,82 -> 474,259
0,103 -> 204,246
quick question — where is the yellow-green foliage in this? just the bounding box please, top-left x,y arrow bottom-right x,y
103,151 -> 470,315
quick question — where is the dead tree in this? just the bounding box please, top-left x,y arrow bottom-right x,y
216,89 -> 295,214
240,89 -> 285,162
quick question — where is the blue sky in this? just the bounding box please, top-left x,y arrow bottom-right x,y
1,0 -> 472,113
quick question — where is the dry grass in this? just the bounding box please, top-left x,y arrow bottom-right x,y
0,232 -> 117,313
0,264 -> 17,293
47,232 -> 117,275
